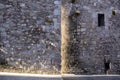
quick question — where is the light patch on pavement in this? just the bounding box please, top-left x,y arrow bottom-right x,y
0,72 -> 62,78
62,74 -> 120,77
0,72 -> 120,78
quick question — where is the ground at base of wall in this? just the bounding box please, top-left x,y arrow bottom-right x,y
0,66 -> 60,74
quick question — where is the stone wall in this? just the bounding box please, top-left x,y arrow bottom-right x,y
0,0 -> 61,74
62,0 -> 120,74
0,0 -> 120,75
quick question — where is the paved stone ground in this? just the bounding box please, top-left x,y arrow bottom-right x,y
62,75 -> 120,80
0,76 -> 62,80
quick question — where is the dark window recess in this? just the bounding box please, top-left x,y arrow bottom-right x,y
71,0 -> 76,3
112,10 -> 117,15
98,14 -> 105,26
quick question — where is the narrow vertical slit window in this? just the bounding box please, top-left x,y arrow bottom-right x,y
98,14 -> 105,27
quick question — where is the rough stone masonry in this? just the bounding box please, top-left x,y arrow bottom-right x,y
0,0 -> 120,75
62,0 -> 120,74
0,0 -> 61,74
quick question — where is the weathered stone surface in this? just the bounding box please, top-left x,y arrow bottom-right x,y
0,0 -> 61,74
0,0 -> 120,75
61,0 -> 120,74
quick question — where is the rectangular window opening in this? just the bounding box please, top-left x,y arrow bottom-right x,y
98,14 -> 105,27
71,0 -> 76,3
